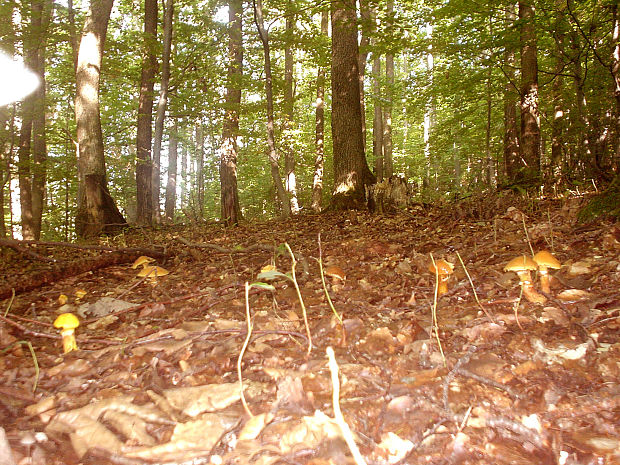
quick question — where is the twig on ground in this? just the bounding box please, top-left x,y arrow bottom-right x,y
239,282 -> 254,418
326,347 -> 367,465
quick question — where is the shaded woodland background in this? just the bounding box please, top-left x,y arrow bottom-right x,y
1,0 -> 619,240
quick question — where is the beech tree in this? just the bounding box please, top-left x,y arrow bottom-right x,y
219,0 -> 243,226
253,0 -> 291,217
311,8 -> 328,213
152,0 -> 174,223
135,0 -> 157,225
518,0 -> 540,185
330,0 -> 374,209
74,0 -> 126,237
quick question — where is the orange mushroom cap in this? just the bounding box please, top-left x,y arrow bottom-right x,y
325,265 -> 346,281
53,313 -> 80,330
504,256 -> 538,273
533,251 -> 561,270
429,259 -> 454,275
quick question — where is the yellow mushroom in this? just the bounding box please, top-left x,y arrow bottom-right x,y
137,265 -> 169,278
324,265 -> 346,283
53,313 -> 80,354
533,251 -> 561,294
132,256 -> 155,269
429,259 -> 454,295
504,255 -> 546,304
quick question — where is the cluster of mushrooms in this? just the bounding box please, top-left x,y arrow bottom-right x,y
51,256 -> 171,354
429,250 -> 560,304
504,250 -> 561,303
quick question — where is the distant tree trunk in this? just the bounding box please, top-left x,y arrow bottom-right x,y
152,0 -> 173,224
219,0 -> 243,226
503,4 -> 519,182
283,6 -> 299,213
74,0 -> 126,238
253,0 -> 291,218
17,89 -> 34,239
196,124 -> 204,217
135,0 -> 157,226
550,0 -> 566,182
372,53 -> 383,181
423,23 -> 434,192
180,142 -> 187,207
485,64 -> 494,187
610,3 -> 620,173
519,0 -> 540,185
311,8 -> 328,213
568,29 -> 591,177
18,3 -> 36,239
67,0 -> 78,70
164,122 -> 177,220
382,0 -> 394,178
31,0 -> 54,240
330,0 -> 375,209
358,0 -> 371,151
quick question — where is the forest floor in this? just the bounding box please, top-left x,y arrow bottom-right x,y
1,193 -> 619,465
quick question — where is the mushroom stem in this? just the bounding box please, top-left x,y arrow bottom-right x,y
516,271 -> 546,304
61,329 -> 77,353
539,269 -> 551,294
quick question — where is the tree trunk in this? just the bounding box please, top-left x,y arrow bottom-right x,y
382,0 -> 394,178
423,23 -> 434,192
358,0 -> 371,151
152,0 -> 173,224
611,3 -> 620,173
74,0 -> 126,238
219,0 -> 243,226
485,64 -> 494,187
17,91 -> 34,239
311,8 -> 328,213
253,0 -> 291,217
551,0 -> 566,182
180,142 -> 187,207
503,4 -> 519,182
31,0 -> 54,240
196,124 -> 204,217
330,0 -> 375,209
372,53 -> 383,181
519,0 -> 540,185
164,122 -> 177,221
283,8 -> 299,214
135,0 -> 157,226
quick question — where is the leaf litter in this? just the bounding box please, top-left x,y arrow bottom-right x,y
1,196 -> 620,464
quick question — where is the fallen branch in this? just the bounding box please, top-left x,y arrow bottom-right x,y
177,236 -> 274,254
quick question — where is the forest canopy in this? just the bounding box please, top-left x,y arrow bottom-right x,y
0,0 -> 618,239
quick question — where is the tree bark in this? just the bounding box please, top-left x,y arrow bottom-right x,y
503,4 -> 519,182
519,0 -> 540,185
358,0 -> 371,151
550,0 -> 567,182
253,0 -> 291,217
330,0 -> 375,209
283,6 -> 299,214
382,0 -> 394,178
31,0 -> 54,240
152,0 -> 173,224
372,53 -> 383,181
196,124 -> 204,217
74,0 -> 126,238
611,3 -> 620,173
311,8 -> 328,213
135,0 -> 157,226
164,122 -> 177,221
219,0 -> 243,226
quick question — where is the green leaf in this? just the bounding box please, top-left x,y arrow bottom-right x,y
249,282 -> 276,291
256,270 -> 291,282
